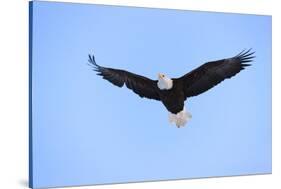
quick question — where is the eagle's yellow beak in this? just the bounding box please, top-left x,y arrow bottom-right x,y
158,73 -> 163,79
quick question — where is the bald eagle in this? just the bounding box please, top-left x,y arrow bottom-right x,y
89,49 -> 254,128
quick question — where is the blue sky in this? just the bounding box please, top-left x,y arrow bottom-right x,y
31,1 -> 271,188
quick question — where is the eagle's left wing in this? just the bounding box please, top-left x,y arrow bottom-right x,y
88,55 -> 160,101
174,49 -> 255,98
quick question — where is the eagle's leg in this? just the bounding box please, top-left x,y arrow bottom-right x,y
168,108 -> 192,128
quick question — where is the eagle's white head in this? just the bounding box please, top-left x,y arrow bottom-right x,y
157,73 -> 173,90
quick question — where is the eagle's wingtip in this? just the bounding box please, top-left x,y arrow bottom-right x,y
88,54 -> 94,62
235,48 -> 254,57
88,54 -> 92,62
241,63 -> 252,67
88,54 -> 99,68
235,49 -> 255,66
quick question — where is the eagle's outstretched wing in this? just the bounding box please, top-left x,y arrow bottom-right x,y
89,55 -> 160,100
174,49 -> 255,98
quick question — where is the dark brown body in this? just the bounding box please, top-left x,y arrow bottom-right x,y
157,81 -> 185,114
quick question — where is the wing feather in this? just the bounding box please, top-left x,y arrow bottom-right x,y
175,49 -> 255,98
88,55 -> 160,100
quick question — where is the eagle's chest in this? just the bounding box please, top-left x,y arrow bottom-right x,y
159,89 -> 178,101
158,86 -> 185,114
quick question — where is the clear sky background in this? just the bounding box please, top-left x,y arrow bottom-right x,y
31,1 -> 271,188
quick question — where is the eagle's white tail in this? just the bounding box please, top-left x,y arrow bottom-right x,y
169,108 -> 192,128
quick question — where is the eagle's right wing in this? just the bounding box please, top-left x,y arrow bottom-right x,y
89,55 -> 160,101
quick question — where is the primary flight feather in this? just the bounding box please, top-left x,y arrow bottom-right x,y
89,49 -> 255,128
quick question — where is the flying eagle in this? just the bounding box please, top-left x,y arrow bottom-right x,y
89,49 -> 254,128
